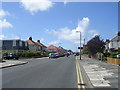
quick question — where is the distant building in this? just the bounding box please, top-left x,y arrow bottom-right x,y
1,39 -> 29,53
57,46 -> 67,53
47,45 -> 67,53
47,45 -> 59,52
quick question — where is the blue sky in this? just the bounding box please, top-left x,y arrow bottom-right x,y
0,1 -> 118,51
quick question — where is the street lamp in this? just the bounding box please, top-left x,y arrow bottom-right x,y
76,31 -> 81,60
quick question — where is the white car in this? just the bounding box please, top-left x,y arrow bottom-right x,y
114,54 -> 120,59
116,54 -> 120,59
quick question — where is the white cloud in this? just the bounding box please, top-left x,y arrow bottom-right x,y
48,40 -> 60,45
40,38 -> 44,42
21,0 -> 53,15
13,36 -> 20,39
0,34 -> 5,40
88,30 -> 99,37
46,17 -> 98,45
0,9 -> 10,18
63,1 -> 68,5
0,19 -> 13,29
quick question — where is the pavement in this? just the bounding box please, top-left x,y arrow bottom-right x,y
76,55 -> 119,89
0,60 -> 28,69
0,57 -> 48,69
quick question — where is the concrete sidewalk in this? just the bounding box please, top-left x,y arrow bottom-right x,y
0,60 -> 28,69
77,56 -> 119,88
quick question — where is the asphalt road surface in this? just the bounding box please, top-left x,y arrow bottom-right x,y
2,55 -> 92,88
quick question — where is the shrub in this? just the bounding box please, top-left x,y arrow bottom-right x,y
109,52 -> 119,58
3,52 -> 8,56
17,52 -> 23,57
25,52 -> 35,58
42,52 -> 49,57
16,51 -> 50,58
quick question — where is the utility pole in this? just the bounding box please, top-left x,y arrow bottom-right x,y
80,32 -> 81,60
76,31 -> 81,60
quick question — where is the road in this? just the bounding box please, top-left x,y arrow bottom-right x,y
2,55 -> 92,88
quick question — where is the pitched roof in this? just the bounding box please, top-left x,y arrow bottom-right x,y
47,45 -> 58,49
111,36 -> 120,42
27,40 -> 35,45
35,42 -> 47,47
40,43 -> 47,48
58,47 -> 65,50
35,42 -> 43,46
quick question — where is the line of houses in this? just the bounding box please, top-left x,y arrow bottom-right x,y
0,37 -> 68,54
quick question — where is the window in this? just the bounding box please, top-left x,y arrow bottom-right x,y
13,40 -> 16,46
25,42 -> 28,47
20,41 -> 22,46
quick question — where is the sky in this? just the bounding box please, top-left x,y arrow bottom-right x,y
0,0 -> 118,51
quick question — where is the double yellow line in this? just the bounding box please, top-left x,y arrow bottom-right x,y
76,57 -> 85,90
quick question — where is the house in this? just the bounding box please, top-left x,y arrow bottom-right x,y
1,39 -> 29,53
26,37 -> 39,52
57,46 -> 67,53
108,32 -> 120,52
35,40 -> 47,52
47,45 -> 59,53
47,45 -> 67,53
39,42 -> 47,52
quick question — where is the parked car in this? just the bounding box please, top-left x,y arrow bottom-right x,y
114,54 -> 120,59
75,52 -> 79,56
3,53 -> 19,60
55,52 -> 62,57
49,53 -> 57,58
61,53 -> 66,57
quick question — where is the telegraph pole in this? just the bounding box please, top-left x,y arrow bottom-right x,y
76,31 -> 82,60
80,32 -> 81,60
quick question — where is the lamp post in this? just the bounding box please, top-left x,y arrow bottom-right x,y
76,31 -> 81,60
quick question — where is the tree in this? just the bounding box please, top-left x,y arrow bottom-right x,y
87,35 -> 105,55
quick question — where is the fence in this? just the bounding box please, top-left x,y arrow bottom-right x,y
107,57 -> 120,65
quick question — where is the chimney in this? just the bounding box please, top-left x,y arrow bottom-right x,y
29,37 -> 32,41
37,40 -> 40,43
106,39 -> 110,42
118,32 -> 120,36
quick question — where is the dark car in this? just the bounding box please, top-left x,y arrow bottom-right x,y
75,52 -> 79,56
3,53 -> 19,60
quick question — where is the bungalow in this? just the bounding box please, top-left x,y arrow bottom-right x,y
1,39 -> 29,53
